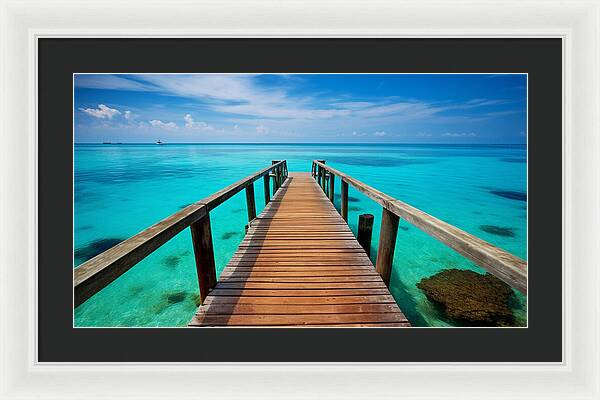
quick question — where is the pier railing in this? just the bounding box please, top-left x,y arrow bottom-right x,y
74,160 -> 288,307
312,160 -> 527,294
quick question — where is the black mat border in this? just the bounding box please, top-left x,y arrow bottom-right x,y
38,38 -> 562,362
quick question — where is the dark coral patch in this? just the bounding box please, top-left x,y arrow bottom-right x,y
221,231 -> 241,240
129,285 -> 145,296
74,238 -> 125,263
153,290 -> 193,313
163,255 -> 180,268
490,190 -> 527,202
480,225 -> 516,237
165,291 -> 187,304
399,225 -> 409,231
417,269 -> 515,326
334,194 -> 360,203
349,206 -> 362,212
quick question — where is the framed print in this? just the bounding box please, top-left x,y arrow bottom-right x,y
1,0 -> 600,399
43,38 -> 553,362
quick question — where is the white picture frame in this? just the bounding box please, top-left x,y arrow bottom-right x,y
1,0 -> 598,398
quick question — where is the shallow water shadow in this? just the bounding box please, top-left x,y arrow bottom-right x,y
490,190 -> 527,202
389,277 -> 429,327
74,238 -> 125,264
153,290 -> 195,314
334,193 -> 360,203
479,225 -> 516,237
221,231 -> 242,240
163,255 -> 181,268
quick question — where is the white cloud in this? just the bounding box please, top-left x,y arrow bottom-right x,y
355,101 -> 438,118
75,75 -> 519,140
463,98 -> 506,107
83,75 -> 442,122
79,104 -> 121,119
183,114 -> 214,131
183,114 -> 194,127
256,125 -> 269,134
149,119 -> 178,129
441,132 -> 477,137
331,101 -> 375,109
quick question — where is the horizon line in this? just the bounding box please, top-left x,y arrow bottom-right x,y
74,142 -> 527,145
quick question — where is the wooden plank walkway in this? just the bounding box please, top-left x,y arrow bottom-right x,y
189,172 -> 410,327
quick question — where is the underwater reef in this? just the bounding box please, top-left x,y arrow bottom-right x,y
417,269 -> 515,326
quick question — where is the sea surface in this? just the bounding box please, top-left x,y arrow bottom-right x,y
74,143 -> 527,327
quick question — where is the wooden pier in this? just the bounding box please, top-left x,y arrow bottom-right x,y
74,160 -> 527,327
190,173 -> 409,327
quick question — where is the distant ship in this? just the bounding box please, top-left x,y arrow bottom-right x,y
155,139 -> 163,145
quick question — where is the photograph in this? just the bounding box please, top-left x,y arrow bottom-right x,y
73,73 -> 528,328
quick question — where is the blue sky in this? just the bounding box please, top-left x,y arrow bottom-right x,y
74,73 -> 527,144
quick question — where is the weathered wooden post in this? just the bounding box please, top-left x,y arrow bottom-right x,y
263,174 -> 270,205
271,160 -> 280,193
278,164 -> 283,185
317,165 -> 322,186
328,172 -> 335,202
245,182 -> 256,222
357,214 -> 374,257
190,213 -> 217,304
341,180 -> 349,222
316,160 -> 326,189
375,208 -> 400,286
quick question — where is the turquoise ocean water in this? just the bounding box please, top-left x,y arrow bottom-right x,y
74,143 -> 527,327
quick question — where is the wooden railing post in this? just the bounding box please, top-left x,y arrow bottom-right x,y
317,165 -> 322,186
341,180 -> 349,222
263,174 -> 270,205
271,160 -> 280,193
357,214 -> 374,257
315,160 -> 325,188
278,165 -> 283,185
245,183 -> 256,222
328,172 -> 335,202
375,208 -> 400,286
190,213 -> 217,304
